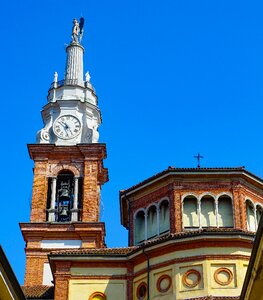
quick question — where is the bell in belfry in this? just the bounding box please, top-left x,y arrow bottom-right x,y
58,181 -> 71,200
60,206 -> 68,217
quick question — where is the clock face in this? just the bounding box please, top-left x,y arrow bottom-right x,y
53,115 -> 81,139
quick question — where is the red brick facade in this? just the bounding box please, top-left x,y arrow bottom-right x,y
21,143 -> 108,286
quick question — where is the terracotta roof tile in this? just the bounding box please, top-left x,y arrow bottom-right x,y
49,229 -> 253,258
50,246 -> 138,256
120,166 -> 263,195
22,286 -> 54,299
137,228 -> 254,247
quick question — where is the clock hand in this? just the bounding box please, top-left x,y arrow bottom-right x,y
63,123 -> 73,136
64,128 -> 69,137
58,121 -> 70,136
58,121 -> 66,128
64,123 -> 70,131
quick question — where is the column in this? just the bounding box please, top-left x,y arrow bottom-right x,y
198,198 -> 202,229
157,206 -> 160,236
71,177 -> 79,221
65,43 -> 84,86
254,204 -> 257,231
145,211 -> 148,241
215,199 -> 219,227
48,177 -> 57,222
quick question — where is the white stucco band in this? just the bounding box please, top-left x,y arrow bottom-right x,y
43,263 -> 53,286
41,240 -> 82,249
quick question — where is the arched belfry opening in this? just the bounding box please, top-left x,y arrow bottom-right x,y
56,170 -> 74,222
47,170 -> 82,222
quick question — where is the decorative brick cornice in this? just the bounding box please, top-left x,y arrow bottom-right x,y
20,222 -> 106,243
28,143 -> 107,160
120,167 -> 263,196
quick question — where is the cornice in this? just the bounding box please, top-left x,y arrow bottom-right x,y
27,143 -> 107,160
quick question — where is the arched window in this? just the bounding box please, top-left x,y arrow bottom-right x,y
89,292 -> 107,300
200,196 -> 216,227
256,205 -> 263,226
183,196 -> 199,229
135,210 -> 145,244
218,195 -> 233,227
159,200 -> 170,234
147,205 -> 157,239
246,200 -> 256,232
134,199 -> 170,245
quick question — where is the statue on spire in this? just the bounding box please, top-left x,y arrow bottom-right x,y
71,17 -> 85,44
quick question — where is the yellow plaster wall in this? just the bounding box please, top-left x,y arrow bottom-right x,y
69,279 -> 126,300
243,234 -> 263,300
134,246 -> 251,274
133,258 -> 249,299
0,272 -> 15,300
71,267 -> 127,276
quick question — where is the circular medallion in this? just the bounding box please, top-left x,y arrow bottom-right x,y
53,115 -> 81,140
214,268 -> 233,286
182,269 -> 201,288
136,282 -> 147,299
157,274 -> 172,293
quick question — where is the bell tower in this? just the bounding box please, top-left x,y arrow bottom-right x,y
20,18 -> 108,287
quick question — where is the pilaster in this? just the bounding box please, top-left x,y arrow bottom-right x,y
173,189 -> 182,233
83,160 -> 100,222
30,161 -> 48,222
53,262 -> 71,300
232,186 -> 243,230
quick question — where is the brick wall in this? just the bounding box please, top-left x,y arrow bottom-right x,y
30,161 -> 48,222
22,144 -> 108,287
24,256 -> 46,286
83,160 -> 100,222
126,177 -> 263,245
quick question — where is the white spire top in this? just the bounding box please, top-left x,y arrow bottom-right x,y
37,18 -> 101,146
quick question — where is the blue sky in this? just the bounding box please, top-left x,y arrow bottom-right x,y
1,0 -> 263,283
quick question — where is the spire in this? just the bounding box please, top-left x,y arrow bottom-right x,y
37,18 -> 101,146
65,18 -> 85,86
